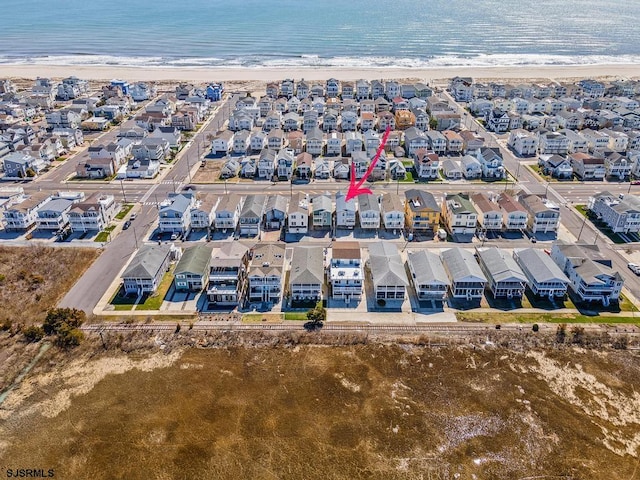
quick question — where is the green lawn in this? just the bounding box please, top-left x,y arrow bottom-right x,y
399,171 -> 415,182
115,204 -> 134,220
109,270 -> 173,311
456,311 -> 640,325
575,204 -> 589,217
94,225 -> 116,242
136,270 -> 173,310
284,312 -> 309,321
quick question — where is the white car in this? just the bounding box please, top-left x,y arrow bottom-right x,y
628,263 -> 640,275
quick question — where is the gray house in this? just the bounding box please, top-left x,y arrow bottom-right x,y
122,243 -> 178,295
264,195 -> 289,230
174,244 -> 213,292
441,247 -> 487,300
289,246 -> 324,303
368,242 -> 408,301
239,194 -> 266,237
476,247 -> 527,299
407,250 -> 449,301
513,248 -> 569,299
312,194 -> 333,229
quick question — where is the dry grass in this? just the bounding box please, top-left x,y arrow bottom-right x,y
192,159 -> 224,183
1,333 -> 639,479
0,245 -> 100,326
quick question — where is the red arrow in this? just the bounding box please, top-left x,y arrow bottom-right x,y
345,126 -> 391,201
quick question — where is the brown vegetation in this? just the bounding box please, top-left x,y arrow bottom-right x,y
1,330 -> 639,479
0,245 -> 99,326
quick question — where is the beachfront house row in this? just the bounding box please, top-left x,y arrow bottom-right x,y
441,247 -> 487,301
174,244 -> 213,292
551,242 -> 623,306
407,250 -> 449,301
442,193 -> 478,236
289,246 -> 324,304
121,243 -> 180,295
404,189 -> 440,233
68,193 -> 117,233
497,193 -> 528,231
513,248 -> 569,299
358,194 -> 381,229
213,194 -> 243,231
588,192 -> 640,234
471,193 -> 502,231
239,194 -> 266,237
247,243 -> 285,305
312,194 -> 333,230
368,242 -> 408,301
476,247 -> 527,299
604,153 -> 632,180
330,242 -> 363,303
335,191 -> 357,229
518,193 -> 560,234
287,193 -> 309,234
158,193 -> 195,235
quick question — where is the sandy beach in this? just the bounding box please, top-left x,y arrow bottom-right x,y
3,63 -> 640,83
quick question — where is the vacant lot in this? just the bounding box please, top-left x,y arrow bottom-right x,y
0,245 -> 99,325
1,339 -> 639,479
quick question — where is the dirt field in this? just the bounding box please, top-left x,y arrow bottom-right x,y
1,333 -> 639,479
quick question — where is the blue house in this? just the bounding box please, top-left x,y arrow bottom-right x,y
206,83 -> 224,101
110,79 -> 130,95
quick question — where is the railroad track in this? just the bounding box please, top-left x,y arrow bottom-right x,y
81,322 -> 640,335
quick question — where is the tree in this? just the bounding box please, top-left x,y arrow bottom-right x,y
43,308 -> 86,348
429,116 -> 438,130
43,308 -> 86,335
25,167 -> 36,178
306,301 -> 326,323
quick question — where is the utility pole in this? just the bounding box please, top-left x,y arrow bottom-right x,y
186,154 -> 192,184
577,214 -> 587,242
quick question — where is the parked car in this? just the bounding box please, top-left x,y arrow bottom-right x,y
123,220 -> 131,230
130,212 -> 137,220
170,232 -> 179,240
628,263 -> 640,275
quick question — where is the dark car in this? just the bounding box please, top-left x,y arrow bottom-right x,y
123,221 -> 131,230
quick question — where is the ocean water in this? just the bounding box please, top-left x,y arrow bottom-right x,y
1,0 -> 640,68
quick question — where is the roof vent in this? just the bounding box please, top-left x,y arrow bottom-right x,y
262,262 -> 270,267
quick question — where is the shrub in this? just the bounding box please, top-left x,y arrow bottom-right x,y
306,301 -> 327,323
532,324 -> 539,332
556,323 -> 567,344
23,325 -> 45,342
42,308 -> 86,348
377,298 -> 386,307
0,319 -> 12,331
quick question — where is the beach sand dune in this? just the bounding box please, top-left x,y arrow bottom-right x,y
3,63 -> 640,83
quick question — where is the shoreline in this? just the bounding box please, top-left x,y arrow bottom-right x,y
3,63 -> 640,83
